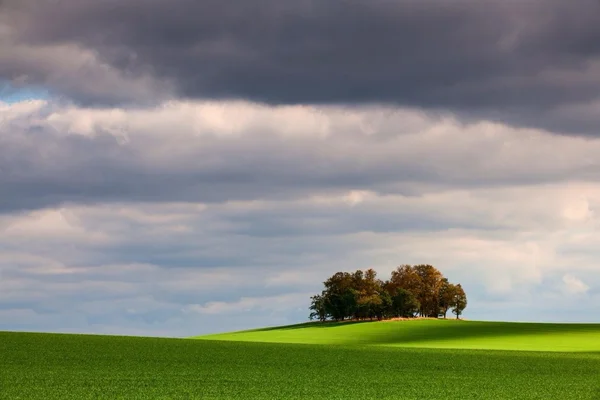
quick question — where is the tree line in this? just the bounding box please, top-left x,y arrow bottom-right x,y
309,264 -> 467,322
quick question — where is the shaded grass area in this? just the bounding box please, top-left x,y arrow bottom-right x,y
197,319 -> 600,352
1,331 -> 600,399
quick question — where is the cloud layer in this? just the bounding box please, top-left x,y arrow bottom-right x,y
2,99 -> 600,214
3,0 -> 600,134
1,99 -> 600,336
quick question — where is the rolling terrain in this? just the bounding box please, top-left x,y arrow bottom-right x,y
196,319 -> 600,352
2,320 -> 600,399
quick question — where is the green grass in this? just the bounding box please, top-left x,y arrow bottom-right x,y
2,320 -> 600,399
196,319 -> 600,352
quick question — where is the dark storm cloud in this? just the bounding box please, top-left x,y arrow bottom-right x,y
3,0 -> 600,133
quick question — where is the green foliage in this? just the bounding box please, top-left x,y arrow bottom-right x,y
391,288 -> 420,317
373,290 -> 393,320
438,278 -> 456,319
451,284 -> 467,319
3,329 -> 599,399
309,293 -> 327,321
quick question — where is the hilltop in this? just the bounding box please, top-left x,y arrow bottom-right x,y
195,319 -> 600,352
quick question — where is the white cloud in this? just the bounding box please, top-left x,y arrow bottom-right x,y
184,293 -> 312,315
562,274 -> 590,295
0,98 -> 46,122
0,29 -> 173,105
2,208 -> 106,241
343,190 -> 373,206
562,195 -> 594,222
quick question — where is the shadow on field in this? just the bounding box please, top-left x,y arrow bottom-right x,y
253,320 -> 372,332
364,321 -> 600,346
249,320 -> 600,349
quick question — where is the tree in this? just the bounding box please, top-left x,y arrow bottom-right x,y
309,293 -> 327,321
308,266 -> 467,322
357,292 -> 383,320
438,278 -> 457,319
388,265 -> 422,299
323,272 -> 355,320
413,264 -> 443,317
451,284 -> 467,319
353,269 -> 382,320
390,288 -> 420,318
325,288 -> 357,321
373,290 -> 393,321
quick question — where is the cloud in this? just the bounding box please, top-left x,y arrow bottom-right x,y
7,0 -> 600,337
0,4 -> 173,106
2,174 -> 600,336
3,0 -> 600,134
1,93 -> 600,335
562,274 -> 590,295
184,292 -> 311,315
3,99 -> 600,215
2,208 -> 110,243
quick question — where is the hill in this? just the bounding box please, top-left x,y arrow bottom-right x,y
195,319 -> 600,352
2,330 -> 600,399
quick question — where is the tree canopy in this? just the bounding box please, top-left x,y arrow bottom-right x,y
309,265 -> 467,322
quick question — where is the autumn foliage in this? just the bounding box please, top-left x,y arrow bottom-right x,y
309,265 -> 467,322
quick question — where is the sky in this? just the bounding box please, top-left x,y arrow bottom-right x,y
1,0 -> 600,337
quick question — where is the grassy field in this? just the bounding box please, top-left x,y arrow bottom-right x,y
196,319 -> 600,352
2,320 -> 600,399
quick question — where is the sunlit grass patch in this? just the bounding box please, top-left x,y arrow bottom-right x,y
197,319 -> 600,352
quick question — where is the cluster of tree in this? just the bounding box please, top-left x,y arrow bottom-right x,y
309,265 -> 467,322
